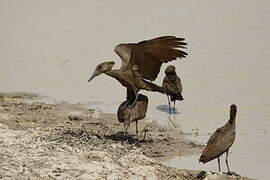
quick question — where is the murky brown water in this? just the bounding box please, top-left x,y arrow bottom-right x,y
1,1 -> 270,179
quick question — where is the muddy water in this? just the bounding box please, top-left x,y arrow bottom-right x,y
1,1 -> 269,179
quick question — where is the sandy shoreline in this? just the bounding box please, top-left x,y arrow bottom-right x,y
0,92 -> 254,179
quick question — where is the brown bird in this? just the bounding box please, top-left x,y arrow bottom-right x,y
117,94 -> 148,142
88,36 -> 188,106
162,65 -> 183,114
199,104 -> 237,174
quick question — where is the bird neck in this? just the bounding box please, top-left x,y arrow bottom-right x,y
228,113 -> 236,125
165,72 -> 176,76
105,70 -> 123,82
105,69 -> 116,77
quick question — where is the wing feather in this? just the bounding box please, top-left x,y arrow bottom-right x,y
129,36 -> 188,81
200,124 -> 236,163
114,43 -> 136,68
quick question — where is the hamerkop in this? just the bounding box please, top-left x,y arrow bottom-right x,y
117,94 -> 148,142
199,104 -> 237,174
88,36 -> 188,106
162,65 -> 183,114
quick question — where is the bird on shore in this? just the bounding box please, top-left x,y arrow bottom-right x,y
117,94 -> 148,142
199,104 -> 237,174
162,65 -> 183,114
88,36 -> 188,107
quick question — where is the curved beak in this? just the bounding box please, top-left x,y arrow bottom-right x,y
88,70 -> 100,82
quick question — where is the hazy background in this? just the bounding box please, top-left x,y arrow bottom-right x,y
1,1 -> 269,179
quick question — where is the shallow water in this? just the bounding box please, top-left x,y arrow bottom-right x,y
1,1 -> 270,179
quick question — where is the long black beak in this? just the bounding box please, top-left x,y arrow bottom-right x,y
88,71 -> 99,82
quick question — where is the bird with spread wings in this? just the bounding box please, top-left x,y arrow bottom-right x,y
88,36 -> 188,106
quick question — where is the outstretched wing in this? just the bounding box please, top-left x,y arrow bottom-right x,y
114,43 -> 136,68
128,36 -> 188,81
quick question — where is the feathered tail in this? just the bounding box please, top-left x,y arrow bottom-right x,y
170,93 -> 184,101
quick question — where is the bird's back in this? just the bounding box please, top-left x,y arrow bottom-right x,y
162,74 -> 183,99
117,101 -> 131,123
199,122 -> 236,163
131,94 -> 148,121
117,94 -> 148,123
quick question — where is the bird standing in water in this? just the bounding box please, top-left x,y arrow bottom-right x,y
88,36 -> 188,107
162,65 -> 183,114
199,104 -> 237,174
117,94 -> 148,143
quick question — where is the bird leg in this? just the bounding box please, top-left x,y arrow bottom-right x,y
218,157 -> 221,172
226,150 -> 231,174
173,101 -> 176,114
122,121 -> 130,145
143,130 -> 148,141
167,95 -> 171,114
122,123 -> 126,145
136,120 -> 139,141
